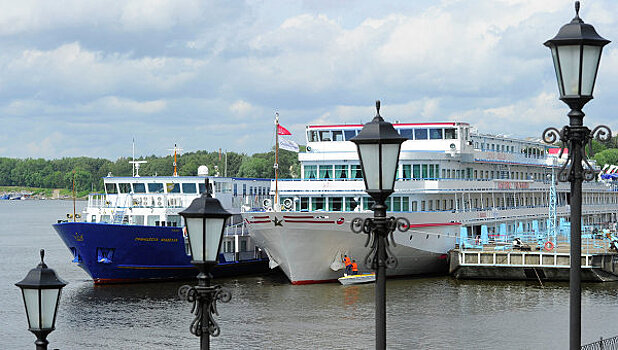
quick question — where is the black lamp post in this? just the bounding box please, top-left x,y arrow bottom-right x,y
542,2 -> 611,349
15,249 -> 67,350
350,101 -> 409,350
178,179 -> 232,350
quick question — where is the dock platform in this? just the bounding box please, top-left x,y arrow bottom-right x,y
449,245 -> 618,282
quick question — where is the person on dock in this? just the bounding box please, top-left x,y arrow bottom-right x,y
343,255 -> 352,276
351,260 -> 358,275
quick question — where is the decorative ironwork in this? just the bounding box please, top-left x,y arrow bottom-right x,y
178,284 -> 232,338
542,124 -> 611,183
581,335 -> 618,350
350,216 -> 410,270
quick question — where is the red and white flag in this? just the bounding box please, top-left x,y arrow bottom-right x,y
277,125 -> 292,135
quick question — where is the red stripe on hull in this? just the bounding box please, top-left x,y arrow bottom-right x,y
248,220 -> 271,224
291,279 -> 338,285
284,220 -> 335,224
407,222 -> 461,228
283,215 -> 315,219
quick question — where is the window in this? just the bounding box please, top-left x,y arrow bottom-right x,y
344,130 -> 356,140
328,197 -> 343,211
413,164 -> 421,179
166,183 -> 180,193
414,128 -> 428,140
199,183 -> 207,194
304,165 -> 317,179
148,183 -> 164,193
168,215 -> 181,227
332,131 -> 344,141
429,128 -> 443,140
133,183 -> 146,193
133,215 -> 144,225
402,165 -> 411,179
311,197 -> 325,211
392,197 -> 401,211
319,165 -> 333,179
422,164 -> 428,179
182,183 -> 197,193
362,197 -> 375,211
147,215 -> 159,226
105,183 -> 118,194
319,130 -> 331,141
119,183 -> 131,193
444,128 -> 457,139
345,197 -> 358,211
309,131 -> 319,142
335,165 -> 348,179
399,129 -> 413,139
300,197 -> 309,211
351,165 -> 363,179
401,197 -> 409,211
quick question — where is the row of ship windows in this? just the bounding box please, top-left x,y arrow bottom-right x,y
303,164 -> 547,181
307,127 -> 460,143
104,182 -> 270,196
475,142 -> 547,158
281,194 -> 568,212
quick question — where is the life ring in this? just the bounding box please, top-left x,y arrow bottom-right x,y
544,241 -> 554,251
283,198 -> 293,209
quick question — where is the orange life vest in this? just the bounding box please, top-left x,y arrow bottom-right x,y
351,262 -> 358,272
344,257 -> 351,266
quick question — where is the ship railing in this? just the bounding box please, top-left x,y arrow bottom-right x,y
581,335 -> 618,350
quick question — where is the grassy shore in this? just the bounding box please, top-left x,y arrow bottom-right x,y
0,186 -> 90,199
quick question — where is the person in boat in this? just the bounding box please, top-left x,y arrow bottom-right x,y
343,255 -> 352,276
351,260 -> 359,275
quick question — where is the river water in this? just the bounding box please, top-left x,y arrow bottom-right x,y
2,200 -> 617,349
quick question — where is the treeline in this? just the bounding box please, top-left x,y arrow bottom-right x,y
0,148 -> 301,193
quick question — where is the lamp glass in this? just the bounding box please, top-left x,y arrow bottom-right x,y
551,47 -> 564,96
358,144 -> 380,190
204,218 -> 225,262
22,288 -> 60,330
186,216 -> 225,262
556,45 -> 580,96
581,45 -> 602,95
380,143 -> 401,191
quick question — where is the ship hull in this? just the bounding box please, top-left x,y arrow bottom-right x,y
53,222 -> 269,284
244,212 -> 459,284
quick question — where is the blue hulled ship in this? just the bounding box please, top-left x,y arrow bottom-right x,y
53,160 -> 273,284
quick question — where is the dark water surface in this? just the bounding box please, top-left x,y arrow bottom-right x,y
2,200 -> 618,349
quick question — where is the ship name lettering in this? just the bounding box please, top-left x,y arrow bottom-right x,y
135,237 -> 159,242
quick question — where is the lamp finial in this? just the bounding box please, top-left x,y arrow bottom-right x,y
575,1 -> 580,18
40,249 -> 45,264
375,100 -> 381,117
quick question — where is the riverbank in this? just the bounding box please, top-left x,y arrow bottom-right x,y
0,186 -> 89,200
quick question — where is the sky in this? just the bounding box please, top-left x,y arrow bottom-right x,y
1,0 -> 617,160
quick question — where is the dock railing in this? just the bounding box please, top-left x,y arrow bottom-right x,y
581,335 -> 618,350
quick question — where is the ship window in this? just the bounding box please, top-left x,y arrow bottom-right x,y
332,131 -> 344,141
198,183 -> 206,194
148,183 -> 164,193
304,165 -> 317,179
351,165 -> 363,179
429,128 -> 443,140
328,197 -> 343,211
343,130 -> 356,141
300,197 -> 309,211
319,165 -> 332,179
412,164 -> 420,179
444,128 -> 457,139
319,130 -> 331,141
182,183 -> 197,193
402,197 -> 409,211
414,128 -> 428,140
101,215 -> 111,223
311,197 -> 325,211
105,183 -> 118,194
133,215 -> 144,225
119,183 -> 132,193
335,165 -> 348,179
345,197 -> 358,211
308,130 -> 319,142
168,215 -> 181,227
392,197 -> 401,211
399,129 -> 413,139
166,183 -> 180,193
411,201 -> 418,211
362,197 -> 375,211
402,165 -> 411,179
422,165 -> 428,179
133,183 -> 146,193
147,215 -> 158,226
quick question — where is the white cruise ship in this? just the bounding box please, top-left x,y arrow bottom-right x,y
243,121 -> 618,284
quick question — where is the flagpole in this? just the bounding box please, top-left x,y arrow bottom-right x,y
275,113 -> 279,207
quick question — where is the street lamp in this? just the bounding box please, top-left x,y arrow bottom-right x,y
15,249 -> 67,350
542,2 -> 611,349
350,101 -> 409,350
178,179 -> 232,350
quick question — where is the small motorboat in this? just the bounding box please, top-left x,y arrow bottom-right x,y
338,273 -> 376,285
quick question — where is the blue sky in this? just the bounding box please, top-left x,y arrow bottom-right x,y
1,0 -> 616,159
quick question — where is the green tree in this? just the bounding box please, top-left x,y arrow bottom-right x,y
594,149 -> 618,167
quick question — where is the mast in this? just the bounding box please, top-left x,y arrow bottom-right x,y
129,139 -> 147,177
132,137 -> 135,177
168,144 -> 183,177
274,113 -> 279,206
72,170 -> 76,222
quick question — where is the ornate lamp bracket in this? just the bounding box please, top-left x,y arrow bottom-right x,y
350,216 -> 410,270
178,284 -> 232,338
542,125 -> 611,182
